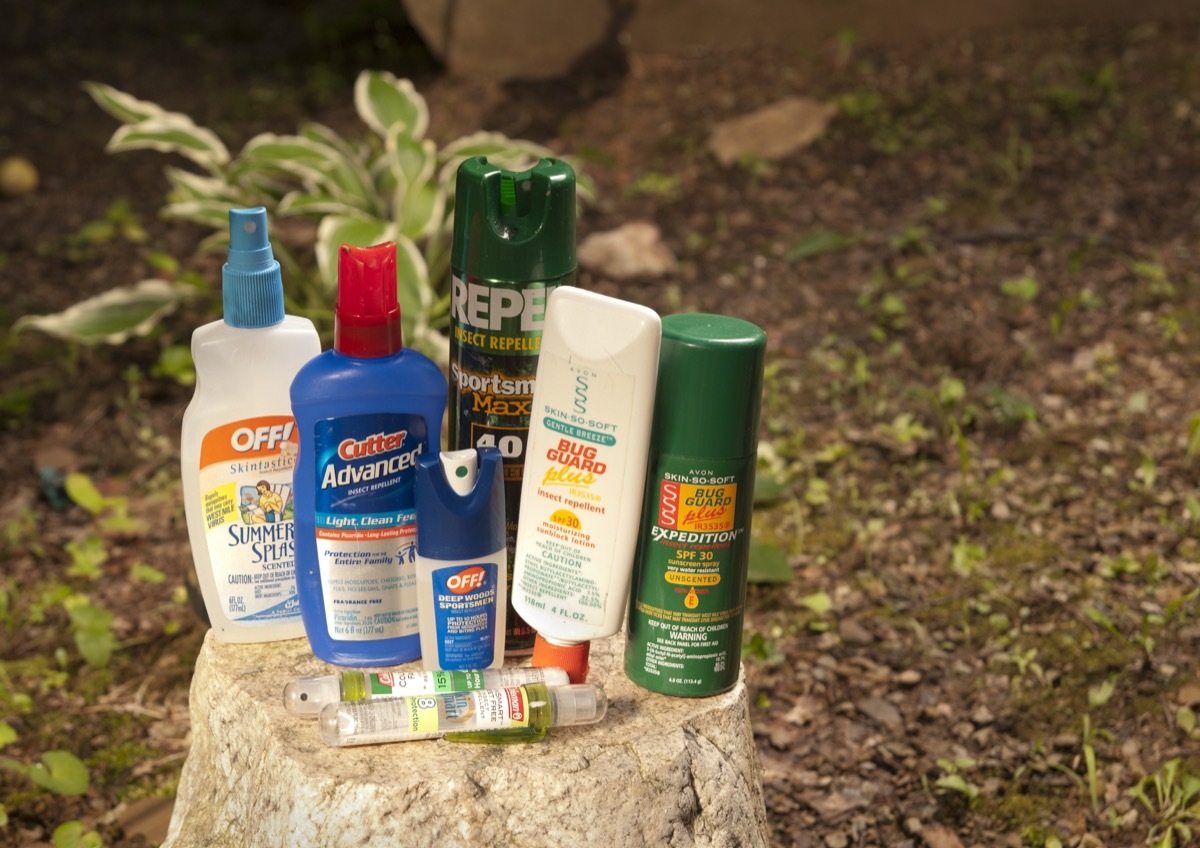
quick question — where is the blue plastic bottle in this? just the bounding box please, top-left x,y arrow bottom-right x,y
414,447 -> 507,670
290,242 -> 448,666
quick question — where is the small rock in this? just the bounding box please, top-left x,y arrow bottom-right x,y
895,669 -> 923,687
0,155 -> 38,197
970,705 -> 995,726
825,832 -> 850,848
709,96 -> 837,166
1177,683 -> 1200,705
838,618 -> 874,645
856,696 -> 903,730
578,221 -> 678,279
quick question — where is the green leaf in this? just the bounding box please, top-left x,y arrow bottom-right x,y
0,722 -> 16,749
130,562 -> 166,584
162,198 -> 240,230
27,750 -> 89,795
107,114 -> 230,170
75,627 -> 117,668
355,70 -> 429,140
63,473 -> 106,514
785,230 -> 856,262
12,279 -> 192,345
314,215 -> 398,292
1000,275 -> 1040,302
83,81 -> 165,124
276,191 -> 367,219
801,590 -> 833,614
747,541 -> 793,584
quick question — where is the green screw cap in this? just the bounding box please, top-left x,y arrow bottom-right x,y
451,156 -> 576,284
653,314 -> 768,458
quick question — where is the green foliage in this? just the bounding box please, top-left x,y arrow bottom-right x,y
1129,758 -> 1200,848
15,72 -> 587,361
1,720 -> 90,797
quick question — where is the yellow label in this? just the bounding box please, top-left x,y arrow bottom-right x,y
665,572 -> 721,586
202,482 -> 239,531
675,483 -> 737,532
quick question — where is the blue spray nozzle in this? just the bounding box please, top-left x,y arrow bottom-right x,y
228,207 -> 275,269
223,207 -> 285,329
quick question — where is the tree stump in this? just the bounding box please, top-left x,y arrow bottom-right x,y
163,631 -> 770,847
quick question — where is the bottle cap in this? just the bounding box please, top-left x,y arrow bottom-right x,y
654,314 -> 767,457
415,447 -> 506,560
222,207 -> 285,329
451,156 -> 577,284
334,242 -> 403,357
532,633 -> 591,684
282,675 -> 342,716
549,683 -> 608,727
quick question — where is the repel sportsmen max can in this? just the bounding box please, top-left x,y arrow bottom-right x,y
448,156 -> 576,655
624,314 -> 767,696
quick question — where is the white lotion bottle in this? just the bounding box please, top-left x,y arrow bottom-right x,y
512,287 -> 661,682
181,207 -> 321,642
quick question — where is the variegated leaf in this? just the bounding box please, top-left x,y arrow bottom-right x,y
108,115 -> 230,171
396,180 -> 445,242
436,131 -> 555,187
162,199 -> 236,230
354,70 -> 429,140
13,280 -> 192,345
238,133 -> 375,214
165,166 -> 242,203
82,81 -> 165,124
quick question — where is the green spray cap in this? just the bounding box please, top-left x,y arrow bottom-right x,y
653,314 -> 767,458
451,156 -> 576,283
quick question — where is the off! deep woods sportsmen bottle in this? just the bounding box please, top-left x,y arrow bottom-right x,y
625,314 -> 767,696
448,156 -> 576,654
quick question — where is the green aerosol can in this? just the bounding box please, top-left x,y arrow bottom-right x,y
624,314 -> 767,696
448,156 -> 577,655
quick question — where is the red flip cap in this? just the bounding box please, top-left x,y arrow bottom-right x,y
334,242 -> 403,358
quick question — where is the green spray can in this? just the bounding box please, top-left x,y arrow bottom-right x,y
449,156 -> 576,655
624,314 -> 767,696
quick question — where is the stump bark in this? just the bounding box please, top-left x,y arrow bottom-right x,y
163,631 -> 770,848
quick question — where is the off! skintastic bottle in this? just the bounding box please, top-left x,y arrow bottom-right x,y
624,314 -> 767,696
180,207 -> 321,643
448,156 -> 576,655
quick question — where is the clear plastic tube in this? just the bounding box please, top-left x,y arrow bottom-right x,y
284,666 -> 570,716
318,682 -> 607,746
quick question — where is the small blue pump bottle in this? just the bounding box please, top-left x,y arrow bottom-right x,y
414,447 -> 507,670
290,242 -> 447,666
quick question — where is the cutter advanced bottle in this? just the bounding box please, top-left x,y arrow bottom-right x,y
448,156 -> 577,655
180,207 -> 321,643
624,314 -> 767,696
290,242 -> 447,666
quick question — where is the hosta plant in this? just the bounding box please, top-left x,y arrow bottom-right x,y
16,71 -> 586,362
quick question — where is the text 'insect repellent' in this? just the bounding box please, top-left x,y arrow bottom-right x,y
290,242 -> 447,666
512,287 -> 661,683
448,156 -> 577,655
415,447 -> 507,670
181,207 -> 321,643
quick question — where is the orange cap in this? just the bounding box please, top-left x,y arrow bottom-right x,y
532,634 -> 591,683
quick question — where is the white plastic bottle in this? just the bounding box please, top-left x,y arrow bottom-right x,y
511,287 -> 661,683
181,207 -> 321,642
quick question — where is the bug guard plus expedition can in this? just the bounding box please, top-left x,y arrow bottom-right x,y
448,156 -> 577,655
624,314 -> 767,696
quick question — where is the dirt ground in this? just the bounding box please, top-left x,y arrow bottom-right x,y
3,2 -> 1200,847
